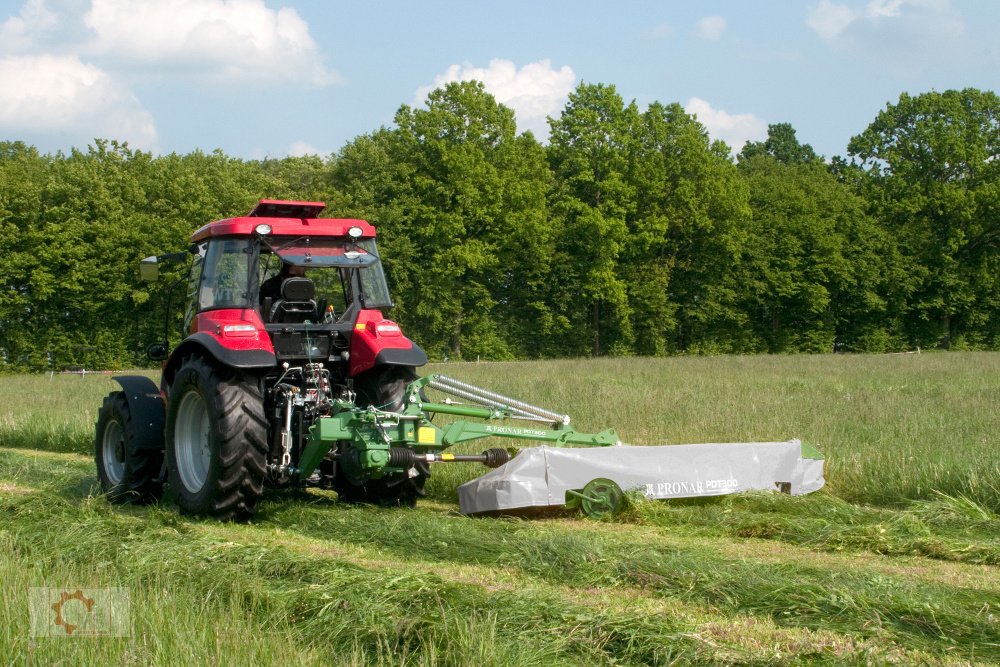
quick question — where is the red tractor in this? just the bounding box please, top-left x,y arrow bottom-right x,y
96,201 -> 825,522
95,200 -> 429,519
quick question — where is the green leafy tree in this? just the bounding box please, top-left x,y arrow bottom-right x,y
0,141 -> 305,371
739,122 -> 819,165
630,102 -> 751,354
848,88 -> 1000,349
547,83 -> 638,356
0,142 -> 49,368
738,154 -> 897,352
331,81 -> 552,360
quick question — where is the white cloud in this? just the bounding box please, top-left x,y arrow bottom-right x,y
806,0 -> 910,40
867,0 -> 905,18
806,1 -> 858,40
694,15 -> 727,41
288,140 -> 323,157
807,0 -> 964,52
0,0 -> 340,154
0,54 -> 157,149
416,58 -> 576,138
684,97 -> 766,154
83,0 -> 339,85
0,0 -> 58,53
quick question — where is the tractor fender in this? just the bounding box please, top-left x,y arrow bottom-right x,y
349,310 -> 428,376
111,375 -> 166,451
372,345 -> 429,369
162,333 -> 276,389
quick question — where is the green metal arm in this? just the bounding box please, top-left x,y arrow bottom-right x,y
433,420 -> 620,447
297,374 -> 620,482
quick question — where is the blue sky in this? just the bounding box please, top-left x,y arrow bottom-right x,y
1,0 -> 997,160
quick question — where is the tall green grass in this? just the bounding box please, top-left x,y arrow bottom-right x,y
4,354 -> 998,509
2,354 -> 999,665
425,353 -> 1000,511
0,371 -> 158,453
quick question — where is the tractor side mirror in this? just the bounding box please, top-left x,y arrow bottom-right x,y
140,251 -> 191,282
146,341 -> 169,361
139,256 -> 159,282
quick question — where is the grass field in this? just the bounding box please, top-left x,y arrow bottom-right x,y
1,354 -> 998,665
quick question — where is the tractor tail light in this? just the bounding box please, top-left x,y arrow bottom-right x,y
366,321 -> 401,337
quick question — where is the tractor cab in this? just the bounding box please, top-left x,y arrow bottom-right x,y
171,199 -> 426,381
255,231 -> 390,324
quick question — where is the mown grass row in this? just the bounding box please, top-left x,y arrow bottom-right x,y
2,448 -> 998,665
631,492 -> 1000,566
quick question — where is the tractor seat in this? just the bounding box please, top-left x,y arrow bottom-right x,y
269,277 -> 317,323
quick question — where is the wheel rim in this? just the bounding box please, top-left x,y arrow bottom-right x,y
174,390 -> 212,493
581,478 -> 624,519
101,420 -> 125,485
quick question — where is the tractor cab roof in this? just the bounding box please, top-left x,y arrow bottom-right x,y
190,199 -> 377,243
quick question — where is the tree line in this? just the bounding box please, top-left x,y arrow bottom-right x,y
1,83 -> 998,370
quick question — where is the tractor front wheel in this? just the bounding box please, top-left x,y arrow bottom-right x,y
336,365 -> 430,508
95,392 -> 164,504
165,357 -> 267,520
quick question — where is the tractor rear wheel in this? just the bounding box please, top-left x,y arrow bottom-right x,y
165,357 -> 267,520
95,392 -> 164,504
336,365 -> 430,508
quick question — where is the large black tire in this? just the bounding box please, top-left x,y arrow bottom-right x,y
165,356 -> 267,520
335,366 -> 430,508
95,391 -> 164,504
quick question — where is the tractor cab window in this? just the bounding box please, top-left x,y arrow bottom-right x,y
356,241 -> 392,309
310,268 -> 351,318
183,241 -> 208,332
199,238 -> 252,311
257,257 -> 351,322
262,237 -> 393,311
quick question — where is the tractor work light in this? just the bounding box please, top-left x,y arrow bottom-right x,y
254,223 -> 272,235
347,226 -> 363,239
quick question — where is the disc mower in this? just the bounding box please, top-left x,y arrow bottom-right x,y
95,199 -> 824,520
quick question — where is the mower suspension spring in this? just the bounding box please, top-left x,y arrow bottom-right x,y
429,375 -> 569,426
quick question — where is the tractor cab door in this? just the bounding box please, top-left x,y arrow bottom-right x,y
184,237 -> 254,334
182,241 -> 207,334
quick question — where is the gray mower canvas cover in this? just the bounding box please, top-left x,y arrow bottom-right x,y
458,439 -> 825,514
